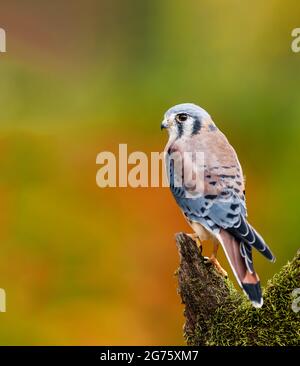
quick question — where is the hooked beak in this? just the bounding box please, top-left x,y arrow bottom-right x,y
160,119 -> 169,131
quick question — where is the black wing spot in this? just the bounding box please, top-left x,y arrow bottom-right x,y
227,213 -> 237,219
205,194 -> 217,200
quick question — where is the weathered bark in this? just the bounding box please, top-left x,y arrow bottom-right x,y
175,233 -> 300,346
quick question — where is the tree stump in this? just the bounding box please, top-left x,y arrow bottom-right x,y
175,233 -> 300,346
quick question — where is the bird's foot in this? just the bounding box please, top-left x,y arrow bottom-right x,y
205,256 -> 228,278
187,233 -> 202,254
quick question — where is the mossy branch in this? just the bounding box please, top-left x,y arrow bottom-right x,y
175,233 -> 300,346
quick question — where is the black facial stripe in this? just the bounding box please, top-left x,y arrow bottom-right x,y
177,122 -> 184,138
192,118 -> 201,135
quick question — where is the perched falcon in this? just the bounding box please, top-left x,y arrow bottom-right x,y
161,103 -> 275,308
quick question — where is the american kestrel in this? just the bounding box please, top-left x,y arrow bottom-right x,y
161,103 -> 275,308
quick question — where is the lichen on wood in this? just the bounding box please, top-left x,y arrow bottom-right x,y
175,233 -> 300,346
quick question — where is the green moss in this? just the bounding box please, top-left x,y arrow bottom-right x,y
202,250 -> 300,346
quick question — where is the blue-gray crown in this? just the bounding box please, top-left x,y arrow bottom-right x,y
164,103 -> 210,120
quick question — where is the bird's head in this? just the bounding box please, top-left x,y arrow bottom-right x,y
161,103 -> 213,139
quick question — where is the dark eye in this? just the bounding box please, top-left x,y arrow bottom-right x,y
176,113 -> 188,122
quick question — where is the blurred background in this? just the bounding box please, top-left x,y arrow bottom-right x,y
0,0 -> 299,345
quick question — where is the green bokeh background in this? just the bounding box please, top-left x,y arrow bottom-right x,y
0,0 -> 299,345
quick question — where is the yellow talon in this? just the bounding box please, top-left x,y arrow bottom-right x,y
209,255 -> 228,277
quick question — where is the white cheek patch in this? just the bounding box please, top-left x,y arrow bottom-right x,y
182,119 -> 195,137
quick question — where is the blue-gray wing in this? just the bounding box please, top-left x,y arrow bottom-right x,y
167,154 -> 275,263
